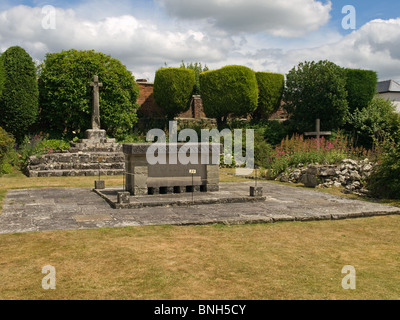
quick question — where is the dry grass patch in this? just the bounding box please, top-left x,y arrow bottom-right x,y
0,216 -> 399,300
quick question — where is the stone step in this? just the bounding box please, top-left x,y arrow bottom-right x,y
29,153 -> 125,165
28,169 -> 125,178
29,162 -> 125,171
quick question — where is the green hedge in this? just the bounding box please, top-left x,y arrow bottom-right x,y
345,69 -> 377,113
199,65 -> 258,126
0,127 -> 15,175
254,72 -> 284,119
0,57 -> 4,97
0,46 -> 39,143
153,68 -> 196,119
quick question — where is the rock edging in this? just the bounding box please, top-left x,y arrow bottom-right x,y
277,159 -> 375,196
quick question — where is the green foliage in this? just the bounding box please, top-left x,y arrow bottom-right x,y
348,97 -> 400,149
368,137 -> 400,199
200,65 -> 259,127
0,127 -> 16,175
18,133 -> 70,168
0,46 -> 39,143
38,49 -> 139,139
0,58 -> 4,97
153,68 -> 196,119
284,60 -> 349,133
345,69 -> 377,113
254,72 -> 284,119
180,61 -> 209,95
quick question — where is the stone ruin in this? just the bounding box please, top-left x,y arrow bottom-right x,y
26,75 -> 125,177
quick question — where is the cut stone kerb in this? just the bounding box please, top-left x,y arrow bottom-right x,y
123,143 -> 222,196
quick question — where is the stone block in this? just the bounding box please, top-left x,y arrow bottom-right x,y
250,186 -> 263,197
95,180 -> 105,190
117,192 -> 130,204
85,129 -> 107,140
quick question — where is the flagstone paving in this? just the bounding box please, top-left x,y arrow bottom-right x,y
1,182 -> 399,234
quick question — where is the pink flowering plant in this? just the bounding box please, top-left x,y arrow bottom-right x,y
266,131 -> 375,178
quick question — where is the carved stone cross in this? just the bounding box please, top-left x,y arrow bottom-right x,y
304,119 -> 332,149
90,75 -> 103,130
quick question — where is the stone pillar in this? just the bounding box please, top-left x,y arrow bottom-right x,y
125,154 -> 148,196
206,164 -> 219,192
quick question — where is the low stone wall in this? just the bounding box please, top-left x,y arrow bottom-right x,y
27,152 -> 125,177
277,159 -> 375,196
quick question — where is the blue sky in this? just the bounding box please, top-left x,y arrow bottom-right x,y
1,1 -> 400,81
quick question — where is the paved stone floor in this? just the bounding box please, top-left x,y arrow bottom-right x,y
1,182 -> 399,234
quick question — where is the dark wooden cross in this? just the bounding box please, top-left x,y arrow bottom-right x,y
304,119 -> 332,149
90,75 -> 103,130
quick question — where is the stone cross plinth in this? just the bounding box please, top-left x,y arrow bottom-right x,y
123,143 -> 222,196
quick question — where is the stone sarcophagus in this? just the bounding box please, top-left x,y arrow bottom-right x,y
123,143 -> 222,196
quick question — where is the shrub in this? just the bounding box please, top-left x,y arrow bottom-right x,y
0,127 -> 16,175
0,46 -> 39,143
368,138 -> 400,199
253,72 -> 284,119
38,49 -> 139,139
345,69 -> 377,113
347,97 -> 400,149
200,65 -> 259,127
18,133 -> 70,168
153,68 -> 196,119
284,60 -> 349,133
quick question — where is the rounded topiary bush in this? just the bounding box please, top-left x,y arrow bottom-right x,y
254,72 -> 284,120
153,68 -> 196,119
199,65 -> 258,126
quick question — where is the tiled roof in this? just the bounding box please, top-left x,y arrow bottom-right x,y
377,80 -> 400,93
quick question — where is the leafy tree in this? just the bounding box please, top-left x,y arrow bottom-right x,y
38,49 -> 139,139
200,65 -> 259,127
153,68 -> 196,119
348,97 -> 400,149
253,72 -> 284,120
180,61 -> 209,95
0,46 -> 39,142
283,60 -> 349,133
345,68 -> 377,113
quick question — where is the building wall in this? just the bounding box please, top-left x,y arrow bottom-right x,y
376,92 -> 400,113
136,81 -> 207,119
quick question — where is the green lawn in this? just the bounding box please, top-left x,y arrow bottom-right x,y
0,171 -> 399,300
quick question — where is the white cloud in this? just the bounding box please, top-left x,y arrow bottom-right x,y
0,4 -> 399,82
0,5 -> 231,79
281,18 -> 400,80
156,0 -> 332,37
